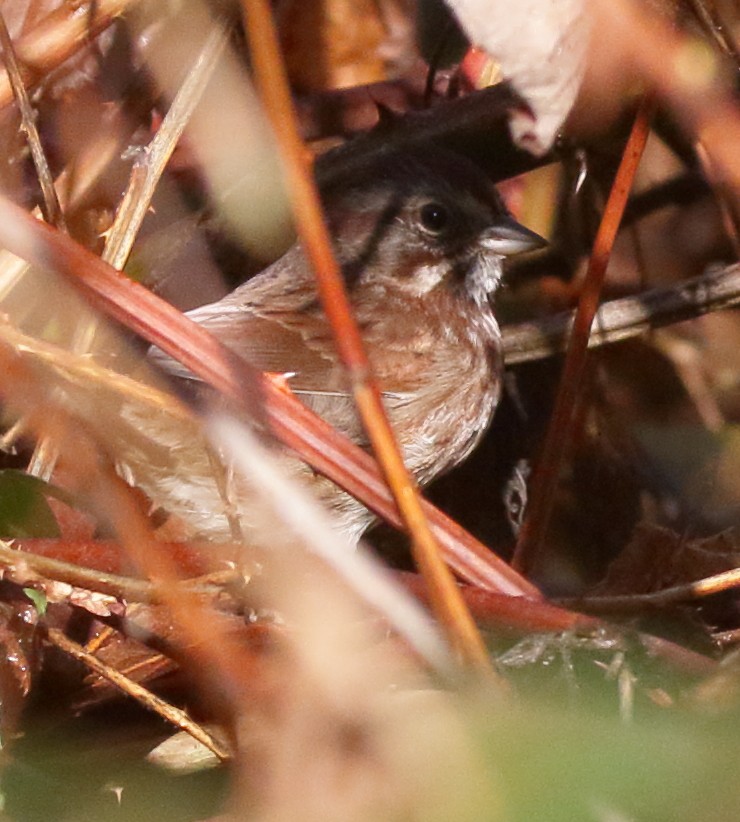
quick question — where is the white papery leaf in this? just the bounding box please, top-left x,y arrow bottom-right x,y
446,0 -> 591,155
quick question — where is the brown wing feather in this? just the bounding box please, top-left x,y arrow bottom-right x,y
153,248 -> 343,393
192,308 -> 340,393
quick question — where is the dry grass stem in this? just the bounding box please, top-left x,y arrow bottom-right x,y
0,539 -> 237,605
0,10 -> 65,230
562,566 -> 740,613
45,626 -> 231,761
103,24 -> 228,271
0,318 -> 191,420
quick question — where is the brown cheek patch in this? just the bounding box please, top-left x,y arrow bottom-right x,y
332,199 -> 405,286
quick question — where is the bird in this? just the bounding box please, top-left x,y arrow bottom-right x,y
135,144 -> 545,542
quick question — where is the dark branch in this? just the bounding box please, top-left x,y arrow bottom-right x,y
503,262 -> 740,364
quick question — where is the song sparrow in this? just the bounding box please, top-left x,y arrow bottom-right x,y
141,145 -> 544,540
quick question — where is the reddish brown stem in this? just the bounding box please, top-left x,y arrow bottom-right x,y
512,96 -> 655,574
400,573 -> 717,677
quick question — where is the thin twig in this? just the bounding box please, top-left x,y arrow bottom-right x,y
502,262 -> 740,364
694,140 -> 740,258
0,0 -> 68,481
0,10 -> 65,230
240,0 -> 496,676
0,539 -> 237,604
44,626 -> 231,761
0,0 -> 141,112
561,566 -> 740,614
684,0 -> 740,64
103,24 -> 228,271
0,4 -> 158,478
0,318 -> 191,419
512,96 -> 654,574
63,23 -> 227,428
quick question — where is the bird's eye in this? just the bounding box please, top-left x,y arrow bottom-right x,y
419,202 -> 451,234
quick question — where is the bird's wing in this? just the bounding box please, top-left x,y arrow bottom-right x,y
148,249 -> 424,400
197,305 -> 344,392
150,272 -> 345,395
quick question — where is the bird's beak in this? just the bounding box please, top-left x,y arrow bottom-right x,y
480,217 -> 547,256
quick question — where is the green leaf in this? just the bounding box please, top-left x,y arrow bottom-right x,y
0,470 -> 61,538
22,588 -> 47,617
